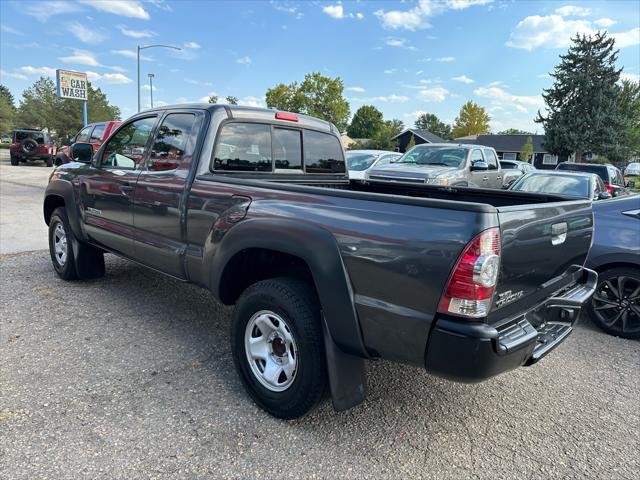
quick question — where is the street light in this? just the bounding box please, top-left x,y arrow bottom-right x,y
137,44 -> 181,112
147,73 -> 155,108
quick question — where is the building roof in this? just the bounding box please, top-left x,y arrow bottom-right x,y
392,128 -> 446,144
455,134 -> 547,153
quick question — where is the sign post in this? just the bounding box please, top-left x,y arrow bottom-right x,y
56,69 -> 88,126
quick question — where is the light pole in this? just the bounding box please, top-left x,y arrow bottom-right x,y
137,44 -> 181,112
148,73 -> 155,108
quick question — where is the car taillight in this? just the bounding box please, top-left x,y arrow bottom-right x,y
605,184 -> 614,194
437,227 -> 501,319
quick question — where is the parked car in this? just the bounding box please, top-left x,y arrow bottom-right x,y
366,143 -> 510,188
346,149 -> 402,180
10,128 -> 56,166
509,171 -> 611,200
623,162 -> 640,176
45,104 -> 597,419
586,195 -> 640,339
55,120 -> 122,166
556,162 -> 629,197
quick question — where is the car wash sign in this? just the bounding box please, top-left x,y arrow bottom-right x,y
56,69 -> 88,100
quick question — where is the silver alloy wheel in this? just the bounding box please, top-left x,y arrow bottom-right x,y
245,310 -> 298,392
53,222 -> 68,266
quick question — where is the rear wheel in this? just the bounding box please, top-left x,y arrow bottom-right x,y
588,267 -> 640,339
48,207 -> 105,281
45,156 -> 53,167
231,277 -> 328,419
10,153 -> 18,166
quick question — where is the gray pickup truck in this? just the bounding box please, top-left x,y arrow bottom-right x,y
44,104 -> 597,418
366,143 -> 521,188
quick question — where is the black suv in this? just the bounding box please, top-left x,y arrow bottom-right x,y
10,129 -> 56,167
556,162 -> 629,197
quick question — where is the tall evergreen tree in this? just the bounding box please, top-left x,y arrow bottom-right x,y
536,32 -> 623,163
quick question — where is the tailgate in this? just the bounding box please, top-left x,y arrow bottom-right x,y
489,199 -> 593,322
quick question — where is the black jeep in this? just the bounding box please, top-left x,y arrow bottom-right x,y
10,129 -> 56,167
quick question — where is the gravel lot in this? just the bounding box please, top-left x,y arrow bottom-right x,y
1,153 -> 639,479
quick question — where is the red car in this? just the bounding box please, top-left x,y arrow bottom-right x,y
56,120 -> 122,165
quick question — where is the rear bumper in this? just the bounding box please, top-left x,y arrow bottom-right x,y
425,267 -> 597,382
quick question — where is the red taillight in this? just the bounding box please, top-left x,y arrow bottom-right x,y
275,112 -> 298,122
605,184 -> 614,194
438,227 -> 501,318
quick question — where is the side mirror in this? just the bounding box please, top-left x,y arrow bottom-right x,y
71,142 -> 93,163
470,161 -> 488,172
597,191 -> 612,200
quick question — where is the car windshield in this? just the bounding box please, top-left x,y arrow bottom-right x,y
512,174 -> 590,198
395,146 -> 467,168
346,153 -> 378,171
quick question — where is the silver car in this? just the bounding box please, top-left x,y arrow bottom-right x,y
366,143 -> 506,189
346,150 -> 402,181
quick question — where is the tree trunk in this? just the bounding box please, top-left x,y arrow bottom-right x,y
574,149 -> 583,163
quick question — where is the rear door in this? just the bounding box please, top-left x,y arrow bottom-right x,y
490,200 -> 593,321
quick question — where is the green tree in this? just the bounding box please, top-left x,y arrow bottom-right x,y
0,84 -> 16,111
406,133 -> 416,151
414,112 -> 452,140
536,32 -> 624,163
15,77 -> 58,132
207,95 -> 219,104
225,95 -> 239,105
347,105 -> 383,138
519,136 -> 533,162
498,128 -> 533,135
617,79 -> 640,161
265,72 -> 350,131
367,119 -> 403,150
0,96 -> 15,135
452,101 -> 490,138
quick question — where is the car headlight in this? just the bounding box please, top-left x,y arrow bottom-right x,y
425,177 -> 450,186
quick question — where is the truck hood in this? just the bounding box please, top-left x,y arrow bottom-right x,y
367,163 -> 459,180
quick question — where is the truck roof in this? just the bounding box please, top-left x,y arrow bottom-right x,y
142,104 -> 337,134
412,143 -> 496,150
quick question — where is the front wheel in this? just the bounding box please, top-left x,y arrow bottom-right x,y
231,277 -> 328,419
10,153 -> 19,166
587,267 -> 640,339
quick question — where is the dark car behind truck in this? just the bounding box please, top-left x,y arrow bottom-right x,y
44,105 -> 597,418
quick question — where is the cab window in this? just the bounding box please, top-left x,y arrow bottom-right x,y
101,117 -> 157,170
483,149 -> 499,170
90,124 -> 106,143
273,128 -> 302,170
213,123 -> 272,172
147,113 -> 197,171
304,130 -> 345,173
76,126 -> 94,143
470,149 -> 484,166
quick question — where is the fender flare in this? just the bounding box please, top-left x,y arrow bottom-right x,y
44,179 -> 86,241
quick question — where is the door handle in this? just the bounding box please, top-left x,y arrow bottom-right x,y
482,176 -> 489,181
120,181 -> 134,192
496,176 -> 502,180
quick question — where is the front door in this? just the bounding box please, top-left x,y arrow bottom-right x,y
469,149 -> 490,188
483,148 -> 502,188
81,116 -> 158,255
133,111 -> 202,278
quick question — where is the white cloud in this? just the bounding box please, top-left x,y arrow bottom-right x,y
593,18 -> 617,28
142,84 -> 158,91
116,24 -> 156,38
22,1 -> 82,22
555,5 -> 591,17
474,86 -> 543,108
385,37 -> 417,50
351,94 -> 409,103
356,12 -> 364,20
621,72 -> 640,83
323,4 -> 345,19
59,50 -> 101,67
85,71 -> 101,82
20,66 -> 57,77
0,69 -> 28,80
238,96 -> 266,108
403,110 -> 427,120
184,78 -> 213,87
436,56 -> 455,62
374,0 -> 492,31
417,87 -> 449,102
66,21 -> 107,44
452,75 -> 474,84
514,104 -> 528,113
1,24 -> 23,35
507,15 -> 593,50
184,41 -> 201,49
101,73 -> 132,84
346,86 -> 366,93
77,0 -> 150,20
612,28 -> 640,48
383,68 -> 397,74
236,56 -> 252,64
111,49 -> 153,61
147,0 -> 172,12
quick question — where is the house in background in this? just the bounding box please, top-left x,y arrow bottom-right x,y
454,134 -> 572,170
392,129 -> 447,153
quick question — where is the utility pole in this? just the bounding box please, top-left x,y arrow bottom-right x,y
148,73 -> 155,108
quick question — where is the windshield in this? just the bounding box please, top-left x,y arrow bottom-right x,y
346,153 -> 378,171
557,163 -> 608,182
395,146 -> 467,168
511,174 -> 590,198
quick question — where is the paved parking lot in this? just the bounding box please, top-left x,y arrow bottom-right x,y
1,153 -> 639,479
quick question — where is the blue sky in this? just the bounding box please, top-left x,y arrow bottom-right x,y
1,0 -> 639,133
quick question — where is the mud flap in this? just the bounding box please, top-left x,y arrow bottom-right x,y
322,317 -> 367,411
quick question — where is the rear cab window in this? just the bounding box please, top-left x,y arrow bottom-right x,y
211,122 -> 345,174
